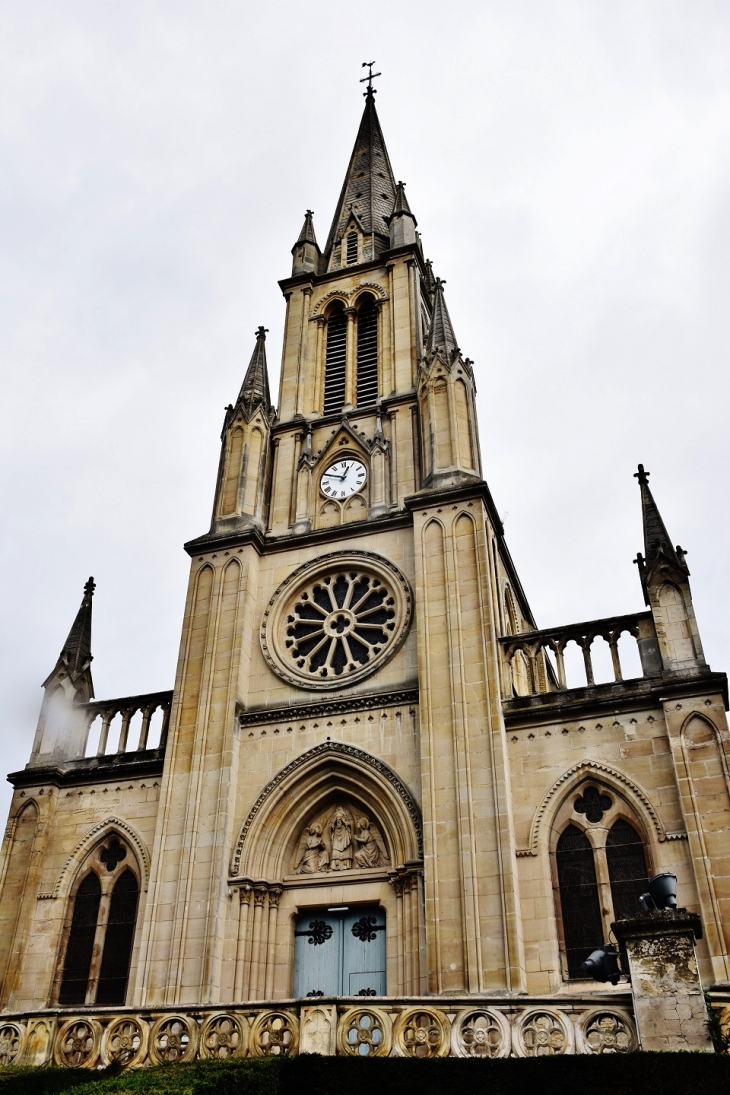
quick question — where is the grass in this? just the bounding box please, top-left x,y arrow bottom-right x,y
1,1052 -> 730,1095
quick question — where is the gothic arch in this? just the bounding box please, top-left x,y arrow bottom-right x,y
48,817 -> 150,899
519,761 -> 667,857
231,741 -> 422,879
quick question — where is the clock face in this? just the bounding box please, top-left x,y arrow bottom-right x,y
320,459 -> 367,500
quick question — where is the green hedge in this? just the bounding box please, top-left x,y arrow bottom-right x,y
2,1053 -> 730,1095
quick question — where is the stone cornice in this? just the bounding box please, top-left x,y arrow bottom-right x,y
238,686 -> 418,728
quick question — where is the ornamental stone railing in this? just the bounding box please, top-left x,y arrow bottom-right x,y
499,612 -> 662,699
0,997 -> 638,1066
79,691 -> 172,758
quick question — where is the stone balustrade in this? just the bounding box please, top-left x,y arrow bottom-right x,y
499,612 -> 661,699
0,997 -> 639,1066
80,691 -> 172,758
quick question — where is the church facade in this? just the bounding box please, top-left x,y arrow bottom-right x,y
1,85 -> 729,1065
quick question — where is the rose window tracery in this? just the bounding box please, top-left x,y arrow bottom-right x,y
0,1024 -> 23,1067
261,552 -> 412,691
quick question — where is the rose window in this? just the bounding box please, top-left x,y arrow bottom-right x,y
261,552 -> 412,691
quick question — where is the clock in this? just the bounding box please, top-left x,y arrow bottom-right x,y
320,459 -> 367,500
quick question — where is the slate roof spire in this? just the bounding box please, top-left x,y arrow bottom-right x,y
43,577 -> 95,690
324,84 -> 398,265
237,326 -> 272,415
426,278 -> 459,358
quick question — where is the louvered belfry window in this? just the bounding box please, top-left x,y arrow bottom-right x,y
556,825 -> 604,979
323,304 -> 347,414
356,296 -> 378,407
346,232 -> 358,265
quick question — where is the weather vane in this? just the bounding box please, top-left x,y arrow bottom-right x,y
360,61 -> 381,95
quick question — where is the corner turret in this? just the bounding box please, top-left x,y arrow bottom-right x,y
634,464 -> 706,675
211,327 -> 275,535
29,578 -> 95,766
291,210 -> 321,276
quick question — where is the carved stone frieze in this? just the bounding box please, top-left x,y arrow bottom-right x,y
249,1011 -> 298,1057
238,687 -> 418,728
337,1007 -> 391,1057
393,1008 -> 450,1058
148,1015 -> 198,1064
0,1023 -> 24,1067
231,740 -> 423,875
450,1008 -> 511,1058
102,1016 -> 148,1068
513,1009 -> 574,1057
200,1013 -> 248,1058
293,801 -> 389,875
53,1018 -> 101,1068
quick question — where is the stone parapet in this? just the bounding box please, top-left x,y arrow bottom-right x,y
0,996 -> 637,1066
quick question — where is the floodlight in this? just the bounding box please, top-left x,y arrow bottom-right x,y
639,871 -> 678,912
581,944 -> 621,984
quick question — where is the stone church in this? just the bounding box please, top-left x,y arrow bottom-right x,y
1,81 -> 729,1065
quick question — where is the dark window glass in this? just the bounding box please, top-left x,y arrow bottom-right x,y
356,298 -> 378,407
323,307 -> 347,414
96,869 -> 139,1006
346,233 -> 358,265
556,825 -> 603,978
59,873 -> 101,1005
606,819 -> 648,921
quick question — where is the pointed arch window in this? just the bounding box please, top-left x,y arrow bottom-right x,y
356,294 -> 378,408
58,840 -> 140,1006
323,302 -> 347,415
553,786 -> 649,980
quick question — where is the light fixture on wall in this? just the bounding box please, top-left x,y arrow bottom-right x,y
639,871 -> 678,912
581,944 -> 622,984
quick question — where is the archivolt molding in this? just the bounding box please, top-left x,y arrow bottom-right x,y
310,283 -> 388,318
42,816 -> 150,899
231,740 -> 422,877
519,761 -> 670,857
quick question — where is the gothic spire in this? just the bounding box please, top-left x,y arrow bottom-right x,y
634,464 -> 689,602
296,210 -> 318,246
43,577 -> 95,690
236,326 -> 272,416
324,87 -> 398,264
426,278 -> 459,358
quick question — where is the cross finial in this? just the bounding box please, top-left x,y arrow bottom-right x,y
360,61 -> 381,96
255,326 -> 269,340
634,463 -> 650,485
83,576 -> 96,600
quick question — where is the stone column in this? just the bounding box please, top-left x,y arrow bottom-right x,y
613,909 -> 713,1052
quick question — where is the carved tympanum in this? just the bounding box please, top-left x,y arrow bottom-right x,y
293,803 -> 389,875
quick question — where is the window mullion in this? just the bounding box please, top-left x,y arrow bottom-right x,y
86,889 -> 112,1005
592,835 -> 615,941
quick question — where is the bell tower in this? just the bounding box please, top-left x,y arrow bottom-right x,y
135,76 -> 530,1007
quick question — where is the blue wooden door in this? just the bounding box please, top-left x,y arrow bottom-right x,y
293,905 -> 385,997
343,908 -> 386,996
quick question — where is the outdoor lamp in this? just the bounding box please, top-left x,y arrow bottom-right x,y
581,944 -> 621,984
639,871 -> 678,912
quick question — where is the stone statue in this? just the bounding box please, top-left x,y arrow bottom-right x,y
354,816 -> 388,868
294,823 -> 329,874
329,806 -> 353,870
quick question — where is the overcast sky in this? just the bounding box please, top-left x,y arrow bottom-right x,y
1,2 -> 728,821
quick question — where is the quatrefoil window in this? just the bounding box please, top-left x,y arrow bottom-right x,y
99,839 -> 127,872
574,786 -> 612,823
261,551 -> 412,691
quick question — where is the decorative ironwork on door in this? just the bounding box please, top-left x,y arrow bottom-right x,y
293,905 -> 385,997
